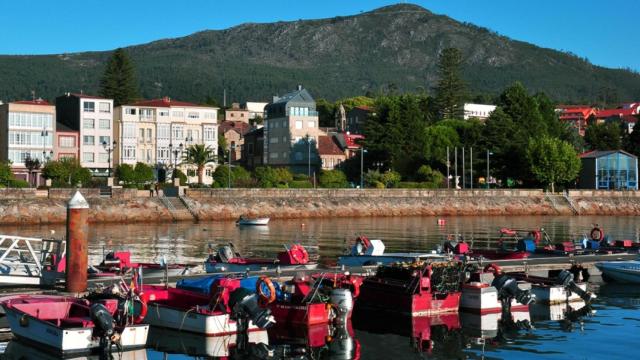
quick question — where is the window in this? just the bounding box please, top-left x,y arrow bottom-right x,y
269,137 -> 279,144
307,120 -> 316,128
83,135 -> 95,145
230,113 -> 235,118
282,152 -> 288,159
59,136 -> 75,148
140,109 -> 153,119
8,112 -> 53,129
157,124 -> 170,139
159,110 -> 169,117
187,169 -> 196,177
99,102 -> 111,113
147,129 -> 152,141
282,136 -> 288,143
204,112 -> 216,119
269,153 -> 279,159
83,119 -> 95,129
125,108 -> 137,115
204,127 -> 216,141
206,169 -> 212,176
139,129 -> 145,142
123,123 -> 136,138
83,152 -> 94,162
295,120 -> 303,129
83,102 -> 95,112
123,146 -> 136,160
172,126 -> 183,140
98,153 -> 109,163
146,149 -> 152,163
172,111 -> 184,118
99,119 -> 110,129
99,136 -> 110,146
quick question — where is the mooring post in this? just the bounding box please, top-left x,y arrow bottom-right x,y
66,191 -> 89,293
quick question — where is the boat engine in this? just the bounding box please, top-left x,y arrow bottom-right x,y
90,303 -> 117,355
492,275 -> 536,307
228,287 -> 276,330
330,288 -> 353,325
216,245 -> 236,263
556,270 -> 596,303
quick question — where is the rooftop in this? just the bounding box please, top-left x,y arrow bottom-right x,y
12,99 -> 51,106
129,96 -> 216,108
219,120 -> 252,135
65,93 -> 110,100
579,149 -> 637,159
318,135 -> 345,156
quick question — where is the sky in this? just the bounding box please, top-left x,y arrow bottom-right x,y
0,0 -> 638,71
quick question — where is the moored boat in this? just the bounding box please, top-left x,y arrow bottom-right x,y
0,295 -> 149,356
236,216 -> 270,226
337,236 -> 447,267
596,260 -> 640,283
204,243 -> 318,273
94,250 -> 193,278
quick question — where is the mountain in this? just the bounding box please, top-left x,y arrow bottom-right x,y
1,3 -> 639,104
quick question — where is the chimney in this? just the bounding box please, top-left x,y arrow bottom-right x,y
297,84 -> 303,91
232,102 -> 240,109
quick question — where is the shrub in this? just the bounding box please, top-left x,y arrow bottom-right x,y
319,169 -> 348,188
43,158 -> 92,188
290,180 -> 313,188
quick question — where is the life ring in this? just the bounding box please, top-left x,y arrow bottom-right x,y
483,263 -> 502,275
289,244 -> 309,264
354,236 -> 371,255
528,230 -> 542,245
256,276 -> 276,306
590,227 -> 604,241
132,297 -> 148,324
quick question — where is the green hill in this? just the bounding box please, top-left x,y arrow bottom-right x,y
1,3 -> 638,104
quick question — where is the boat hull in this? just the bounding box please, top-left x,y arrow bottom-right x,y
269,302 -> 330,326
237,218 -> 270,226
204,262 -> 318,273
459,284 -> 530,314
596,261 -> 640,284
3,307 -> 148,355
337,253 -> 447,267
358,284 -> 461,316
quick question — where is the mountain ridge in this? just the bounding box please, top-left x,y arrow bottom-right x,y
0,3 -> 638,104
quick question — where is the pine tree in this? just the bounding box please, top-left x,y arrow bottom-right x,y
434,48 -> 466,120
99,48 -> 139,107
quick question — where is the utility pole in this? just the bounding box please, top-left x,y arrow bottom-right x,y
470,147 -> 473,189
486,150 -> 490,189
454,147 -> 458,189
446,146 -> 450,189
462,147 -> 466,189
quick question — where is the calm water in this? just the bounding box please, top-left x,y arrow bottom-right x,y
1,215 -> 639,359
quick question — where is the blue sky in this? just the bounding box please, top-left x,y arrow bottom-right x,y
1,0 -> 638,71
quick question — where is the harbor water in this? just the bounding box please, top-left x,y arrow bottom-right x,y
0,215 -> 639,359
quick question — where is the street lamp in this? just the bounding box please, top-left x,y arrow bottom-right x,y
228,143 -> 236,189
486,150 -> 493,189
360,147 -> 367,189
102,140 -> 117,178
374,161 -> 383,171
170,143 -> 183,180
305,134 -> 312,178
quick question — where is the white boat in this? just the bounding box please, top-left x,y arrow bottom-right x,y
148,326 -> 269,357
1,295 -> 148,356
142,285 -> 267,335
2,340 -> 148,360
236,217 -> 270,226
337,237 -> 447,267
459,282 -> 532,314
596,261 -> 640,283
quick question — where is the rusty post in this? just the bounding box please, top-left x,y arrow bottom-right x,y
66,191 -> 89,293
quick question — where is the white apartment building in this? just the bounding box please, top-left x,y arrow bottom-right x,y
114,97 -> 218,184
463,103 -> 496,121
263,86 -> 324,174
0,99 -> 55,186
56,93 -> 115,176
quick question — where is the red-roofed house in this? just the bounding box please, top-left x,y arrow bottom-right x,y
595,105 -> 639,133
557,106 -> 596,136
318,135 -> 346,170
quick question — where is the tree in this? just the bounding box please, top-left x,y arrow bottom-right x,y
218,133 -> 228,160
183,144 -> 216,185
584,122 -> 622,151
42,158 -> 92,188
253,166 -> 292,188
0,161 -> 26,188
434,48 -> 466,119
423,125 -> 460,167
526,136 -> 581,192
417,165 -> 445,187
212,165 -> 252,188
133,163 -> 154,187
99,48 -> 139,107
319,169 -> 348,188
24,156 -> 41,187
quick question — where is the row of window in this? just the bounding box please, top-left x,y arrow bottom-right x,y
83,118 -> 111,129
59,136 -> 76,148
267,119 -> 316,129
82,152 -> 110,163
7,131 -> 53,146
123,108 -> 216,120
7,150 -> 51,164
83,102 -> 111,113
122,124 -> 216,141
83,136 -> 111,146
8,112 -> 53,129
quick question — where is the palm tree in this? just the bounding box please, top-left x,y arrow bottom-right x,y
183,144 -> 216,185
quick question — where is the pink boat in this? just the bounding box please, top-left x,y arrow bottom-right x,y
0,295 -> 148,355
205,243 -> 318,273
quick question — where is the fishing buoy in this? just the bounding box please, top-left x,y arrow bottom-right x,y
437,219 -> 446,226
301,223 -> 306,227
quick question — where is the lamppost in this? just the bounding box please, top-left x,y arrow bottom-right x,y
360,147 -> 367,189
486,150 -> 493,189
305,134 -> 312,178
228,143 -> 236,189
102,140 -> 117,178
170,143 -> 183,180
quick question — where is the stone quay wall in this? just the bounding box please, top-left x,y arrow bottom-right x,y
0,188 -> 639,225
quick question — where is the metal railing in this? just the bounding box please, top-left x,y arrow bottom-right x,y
0,235 -> 65,285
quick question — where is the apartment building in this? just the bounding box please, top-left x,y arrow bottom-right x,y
54,122 -> 79,161
263,86 -> 325,174
241,102 -> 268,120
113,97 -> 218,184
56,93 -> 114,176
0,99 -> 55,186
463,103 -> 496,121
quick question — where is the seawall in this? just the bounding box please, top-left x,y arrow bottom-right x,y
1,188 -> 640,225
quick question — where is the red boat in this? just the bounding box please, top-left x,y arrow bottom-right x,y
205,243 -> 318,273
444,228 -> 532,260
356,261 -> 463,316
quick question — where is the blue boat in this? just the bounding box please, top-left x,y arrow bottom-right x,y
595,261 -> 640,283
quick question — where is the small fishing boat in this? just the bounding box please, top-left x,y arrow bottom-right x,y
2,340 -> 149,360
94,251 -> 194,278
356,261 -> 463,316
236,216 -> 270,226
466,228 -> 533,260
0,295 -> 149,356
596,260 -> 640,283
337,236 -> 447,267
204,243 -> 318,273
141,279 -> 275,336
509,270 -> 595,304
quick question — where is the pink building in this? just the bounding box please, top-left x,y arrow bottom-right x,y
54,122 -> 79,161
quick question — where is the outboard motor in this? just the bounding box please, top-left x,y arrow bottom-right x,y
330,288 -> 353,325
556,270 -> 596,303
492,275 -> 536,307
216,245 -> 236,263
90,303 -> 116,355
228,287 -> 276,330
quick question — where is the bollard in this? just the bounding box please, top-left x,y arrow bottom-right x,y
66,191 -> 89,293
